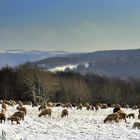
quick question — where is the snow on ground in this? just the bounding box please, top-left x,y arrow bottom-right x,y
0,105 -> 140,140
49,64 -> 78,72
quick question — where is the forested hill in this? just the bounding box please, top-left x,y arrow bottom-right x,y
33,49 -> 140,79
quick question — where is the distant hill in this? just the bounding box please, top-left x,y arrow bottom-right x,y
33,49 -> 140,79
0,50 -> 71,68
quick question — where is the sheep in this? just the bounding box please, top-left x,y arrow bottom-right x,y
133,122 -> 140,129
17,101 -> 23,107
38,105 -> 46,111
61,109 -> 68,118
101,104 -> 108,109
0,113 -> 6,123
17,106 -> 27,115
116,110 -> 127,122
124,104 -> 129,109
7,116 -> 20,125
132,105 -> 138,110
12,111 -> 25,121
113,107 -> 120,113
38,108 -> 51,117
86,105 -> 91,111
64,103 -> 72,108
95,105 -> 99,111
2,103 -> 7,111
90,105 -> 94,110
115,104 -> 121,108
55,102 -> 64,107
127,113 -> 135,119
77,103 -> 83,110
0,100 -> 3,104
104,113 -> 119,123
1,108 -> 6,114
3,100 -> 14,106
47,102 -> 53,107
84,103 -> 90,108
96,103 -> 102,108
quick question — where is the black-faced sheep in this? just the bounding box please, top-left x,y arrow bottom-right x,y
61,109 -> 68,118
38,108 -> 51,117
104,113 -> 119,123
127,113 -> 135,119
113,107 -> 121,113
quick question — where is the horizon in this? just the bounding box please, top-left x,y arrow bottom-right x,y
0,0 -> 140,51
0,47 -> 140,54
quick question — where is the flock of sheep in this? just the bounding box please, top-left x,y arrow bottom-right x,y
0,100 -> 140,130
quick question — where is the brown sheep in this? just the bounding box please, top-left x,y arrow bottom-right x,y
96,103 -> 102,108
124,104 -> 129,109
38,108 -> 51,117
132,105 -> 138,110
104,113 -> 119,123
61,109 -> 68,118
95,105 -> 99,111
77,103 -> 83,110
101,104 -> 108,109
0,113 -> 6,123
127,113 -> 135,119
7,116 -> 20,124
64,103 -> 72,108
116,110 -> 127,122
86,105 -> 91,111
1,108 -> 6,114
84,103 -> 90,107
133,122 -> 140,129
17,106 -> 27,115
115,104 -> 121,108
3,100 -> 14,106
38,105 -> 46,111
17,101 -> 23,107
2,103 -> 7,111
12,111 -> 25,121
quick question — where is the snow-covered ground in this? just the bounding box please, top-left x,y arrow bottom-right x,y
0,105 -> 140,140
49,64 -> 78,72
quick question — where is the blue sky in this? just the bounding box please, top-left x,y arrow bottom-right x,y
0,0 -> 140,52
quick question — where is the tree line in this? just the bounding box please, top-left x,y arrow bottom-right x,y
0,64 -> 139,106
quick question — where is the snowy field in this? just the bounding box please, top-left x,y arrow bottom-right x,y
0,105 -> 140,140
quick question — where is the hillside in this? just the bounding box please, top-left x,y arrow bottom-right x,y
0,50 -> 71,68
33,49 -> 140,79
